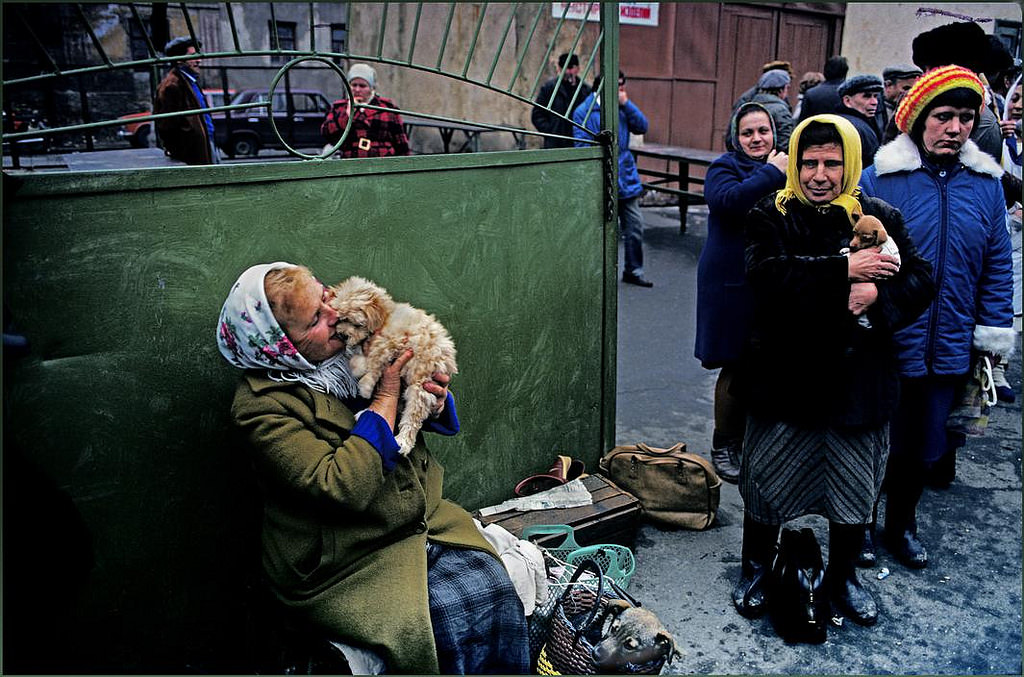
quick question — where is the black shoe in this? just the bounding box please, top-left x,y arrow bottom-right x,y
996,384 -> 1016,403
884,529 -> 928,569
857,524 -> 877,568
732,561 -> 770,618
829,569 -> 879,626
622,273 -> 654,287
711,446 -> 740,484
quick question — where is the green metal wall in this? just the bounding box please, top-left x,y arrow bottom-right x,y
2,148 -> 612,670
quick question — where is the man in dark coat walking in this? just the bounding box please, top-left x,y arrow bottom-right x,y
154,37 -> 218,165
798,55 -> 849,122
531,53 -> 591,148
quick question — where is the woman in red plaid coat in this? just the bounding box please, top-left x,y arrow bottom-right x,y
321,63 -> 410,158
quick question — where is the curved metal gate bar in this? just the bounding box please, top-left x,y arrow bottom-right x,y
3,2 -> 611,154
2,4 -> 623,671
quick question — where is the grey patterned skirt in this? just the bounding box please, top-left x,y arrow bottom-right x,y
740,415 -> 889,525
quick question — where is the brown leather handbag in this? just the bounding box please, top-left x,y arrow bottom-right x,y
599,443 -> 721,530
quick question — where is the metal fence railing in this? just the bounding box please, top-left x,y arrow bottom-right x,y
3,2 -> 618,163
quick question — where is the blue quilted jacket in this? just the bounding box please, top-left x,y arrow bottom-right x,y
860,135 -> 1015,377
572,92 -> 649,199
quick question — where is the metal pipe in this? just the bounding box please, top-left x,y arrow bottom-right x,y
485,3 -> 518,86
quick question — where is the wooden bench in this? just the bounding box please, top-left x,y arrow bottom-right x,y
633,143 -> 720,233
476,474 -> 641,549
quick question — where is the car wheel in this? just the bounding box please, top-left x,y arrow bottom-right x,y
230,135 -> 259,158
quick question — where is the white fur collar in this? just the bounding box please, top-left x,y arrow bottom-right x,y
873,134 -> 1003,178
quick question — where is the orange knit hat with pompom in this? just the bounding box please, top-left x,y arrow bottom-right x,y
894,64 -> 984,134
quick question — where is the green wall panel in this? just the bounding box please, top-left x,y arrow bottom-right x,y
2,149 -> 610,670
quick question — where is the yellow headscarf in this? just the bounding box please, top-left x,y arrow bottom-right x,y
774,114 -> 864,224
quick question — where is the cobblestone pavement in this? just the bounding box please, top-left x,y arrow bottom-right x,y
617,206 -> 1022,675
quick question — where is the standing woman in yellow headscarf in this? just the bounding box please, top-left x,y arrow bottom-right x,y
730,115 -> 934,633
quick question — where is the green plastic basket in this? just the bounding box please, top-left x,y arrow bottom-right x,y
521,524 -> 581,561
565,544 -> 636,589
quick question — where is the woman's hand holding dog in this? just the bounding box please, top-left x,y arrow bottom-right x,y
424,373 -> 450,416
848,282 -> 878,317
848,248 -> 899,282
367,347 -> 450,425
367,349 -> 414,428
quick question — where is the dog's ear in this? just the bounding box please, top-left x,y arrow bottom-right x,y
851,211 -> 862,224
657,633 -> 682,665
597,598 -> 632,633
604,598 -> 633,618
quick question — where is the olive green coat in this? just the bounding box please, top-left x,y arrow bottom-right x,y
231,373 -> 497,674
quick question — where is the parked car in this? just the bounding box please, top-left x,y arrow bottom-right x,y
3,109 -> 51,154
117,89 -> 233,148
214,88 -> 332,157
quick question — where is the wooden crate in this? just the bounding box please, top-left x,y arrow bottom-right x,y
476,474 -> 641,549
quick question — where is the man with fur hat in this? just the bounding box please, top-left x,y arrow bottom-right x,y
911,21 -> 1004,161
860,65 -> 1015,570
531,53 -> 592,148
837,75 -> 885,167
321,63 -> 410,158
154,37 -> 219,165
751,69 -> 796,151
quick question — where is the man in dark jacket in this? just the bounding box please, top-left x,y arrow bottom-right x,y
751,69 -> 795,151
797,55 -> 849,122
531,53 -> 591,148
837,74 -> 884,167
154,37 -> 218,165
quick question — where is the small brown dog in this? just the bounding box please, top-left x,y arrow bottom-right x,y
849,213 -> 889,252
592,599 -> 682,673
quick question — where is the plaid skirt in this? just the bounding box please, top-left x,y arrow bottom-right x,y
740,415 -> 889,525
427,542 -> 530,675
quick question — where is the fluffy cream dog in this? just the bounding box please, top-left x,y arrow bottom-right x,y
329,276 -> 458,455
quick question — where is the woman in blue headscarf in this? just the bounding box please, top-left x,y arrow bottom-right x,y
695,102 -> 788,483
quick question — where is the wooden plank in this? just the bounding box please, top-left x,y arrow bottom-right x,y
476,474 -> 641,548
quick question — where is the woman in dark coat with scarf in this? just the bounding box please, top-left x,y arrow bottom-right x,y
731,115 -> 935,629
695,102 -> 788,483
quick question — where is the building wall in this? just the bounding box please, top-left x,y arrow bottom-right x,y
841,2 -> 1022,76
619,3 -> 844,151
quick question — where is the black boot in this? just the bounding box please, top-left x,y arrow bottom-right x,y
882,473 -> 928,569
827,522 -> 879,626
857,501 -> 879,567
711,445 -> 740,484
732,514 -> 780,618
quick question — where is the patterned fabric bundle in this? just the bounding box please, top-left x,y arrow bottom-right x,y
894,64 -> 984,134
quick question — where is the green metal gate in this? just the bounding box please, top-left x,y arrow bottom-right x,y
3,3 -> 621,671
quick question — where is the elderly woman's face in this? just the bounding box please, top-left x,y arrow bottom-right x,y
350,78 -> 372,103
798,142 -> 844,205
270,272 -> 344,363
737,110 -> 774,160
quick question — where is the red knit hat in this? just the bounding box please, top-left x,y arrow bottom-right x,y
894,65 -> 984,134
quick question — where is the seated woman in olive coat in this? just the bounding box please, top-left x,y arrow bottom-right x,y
216,262 -> 529,674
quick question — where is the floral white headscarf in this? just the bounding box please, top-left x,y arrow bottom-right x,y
216,262 -> 360,398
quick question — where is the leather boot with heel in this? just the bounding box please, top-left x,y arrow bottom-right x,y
882,471 -> 928,569
827,522 -> 879,626
732,514 -> 780,618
